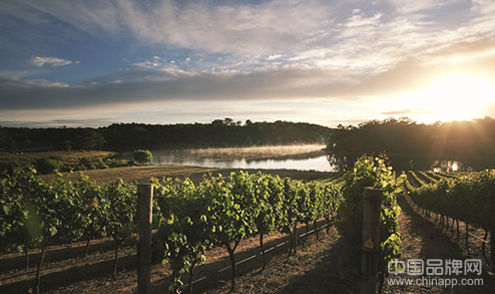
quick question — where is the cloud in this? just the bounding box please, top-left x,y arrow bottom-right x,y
5,0 -> 495,75
0,75 -> 69,88
130,57 -> 197,78
0,67 -> 349,111
3,0 -> 333,55
380,108 -> 428,116
31,56 -> 78,67
2,45 -> 495,113
0,117 -> 113,128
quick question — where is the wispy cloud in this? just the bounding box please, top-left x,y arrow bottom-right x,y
31,56 -> 78,67
0,118 -> 113,128
380,108 -> 428,116
0,75 -> 69,88
5,0 -> 495,74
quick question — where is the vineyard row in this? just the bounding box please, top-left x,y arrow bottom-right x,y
1,155 -> 403,294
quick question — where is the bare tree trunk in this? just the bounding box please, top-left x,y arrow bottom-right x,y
481,228 -> 491,269
287,227 -> 294,257
35,245 -> 46,294
456,220 -> 460,245
112,241 -> 120,280
24,242 -> 29,269
292,225 -> 298,255
259,232 -> 266,271
465,222 -> 471,257
377,272 -> 385,294
186,260 -> 197,294
84,236 -> 91,257
490,230 -> 495,269
325,216 -> 331,233
226,240 -> 240,293
314,220 -> 319,240
302,222 -> 310,247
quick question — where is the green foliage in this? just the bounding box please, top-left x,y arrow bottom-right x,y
151,171 -> 343,292
1,167 -> 345,293
0,168 -> 123,253
153,177 -> 211,293
252,173 -> 284,237
74,173 -> 107,240
6,161 -> 495,293
49,173 -> 84,243
102,179 -> 137,242
34,157 -> 64,174
78,157 -> 91,170
8,168 -> 61,248
408,169 -> 495,230
337,155 -> 404,277
134,149 -> 153,165
0,168 -> 38,252
98,158 -> 109,169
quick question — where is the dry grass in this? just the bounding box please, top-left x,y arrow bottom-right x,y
40,164 -> 336,184
0,150 -> 115,166
39,165 -> 218,184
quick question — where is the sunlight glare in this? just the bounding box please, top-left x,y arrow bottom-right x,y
452,161 -> 458,172
408,74 -> 495,123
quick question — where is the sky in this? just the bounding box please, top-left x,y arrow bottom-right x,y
1,0 -> 495,128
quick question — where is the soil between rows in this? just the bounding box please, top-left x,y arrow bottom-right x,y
1,196 -> 494,293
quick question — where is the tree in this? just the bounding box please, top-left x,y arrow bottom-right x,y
75,129 -> 106,150
34,157 -> 63,174
133,149 -> 153,165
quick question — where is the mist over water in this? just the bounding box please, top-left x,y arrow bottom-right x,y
117,144 -> 475,173
153,154 -> 335,172
119,145 -> 335,172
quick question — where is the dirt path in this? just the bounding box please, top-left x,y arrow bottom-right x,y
382,196 -> 495,293
0,220 -> 352,294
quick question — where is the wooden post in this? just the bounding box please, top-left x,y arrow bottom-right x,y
361,187 -> 383,294
491,230 -> 495,268
137,184 -> 153,294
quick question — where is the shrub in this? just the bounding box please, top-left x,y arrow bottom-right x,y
133,149 -> 153,165
34,157 -> 63,174
78,157 -> 92,170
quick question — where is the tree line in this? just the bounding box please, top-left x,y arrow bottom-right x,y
326,117 -> 495,171
0,118 -> 330,152
4,116 -> 495,171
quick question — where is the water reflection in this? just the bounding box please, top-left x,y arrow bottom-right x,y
327,153 -> 476,172
155,155 -> 335,172
118,145 -> 335,172
432,160 -> 461,172
118,145 -> 487,172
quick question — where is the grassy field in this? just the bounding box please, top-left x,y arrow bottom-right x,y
0,150 -> 117,168
39,164 -> 336,184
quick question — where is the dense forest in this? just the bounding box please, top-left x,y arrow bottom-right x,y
0,118 -> 330,152
327,117 -> 495,170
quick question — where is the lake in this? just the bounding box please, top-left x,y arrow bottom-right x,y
119,145 -> 335,172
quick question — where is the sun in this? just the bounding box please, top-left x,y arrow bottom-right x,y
407,74 -> 495,123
